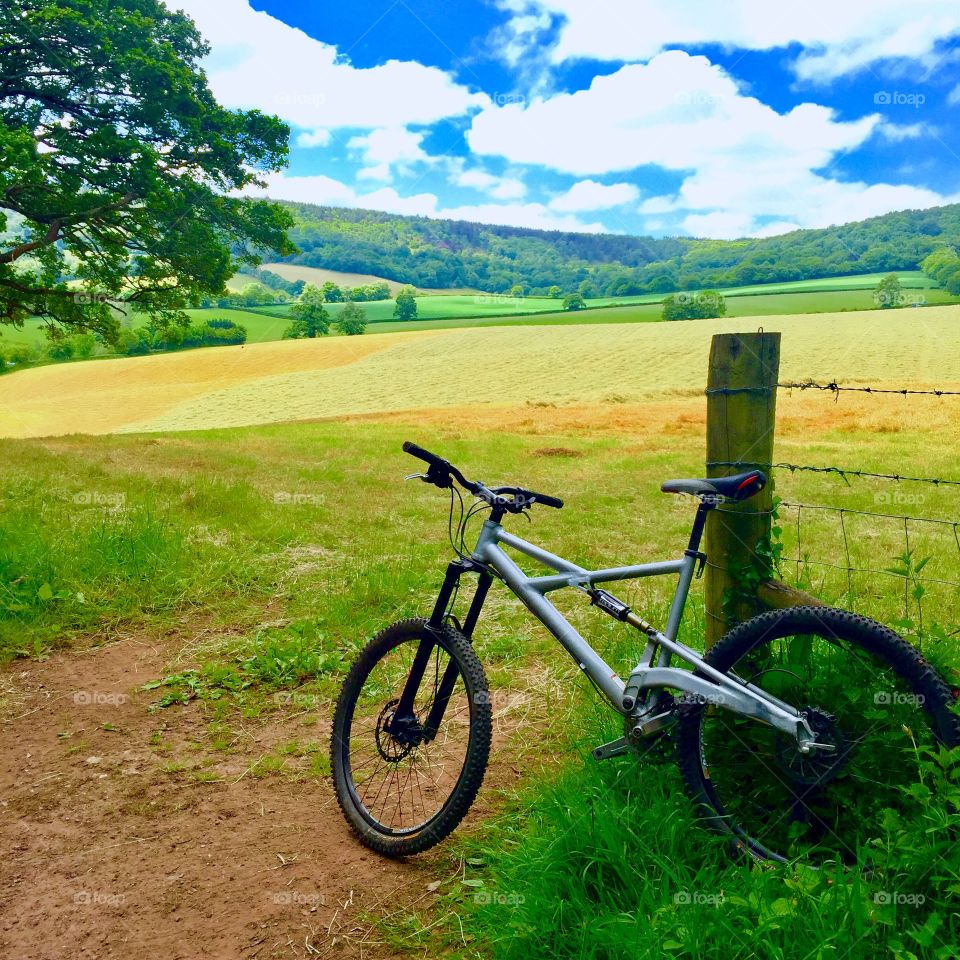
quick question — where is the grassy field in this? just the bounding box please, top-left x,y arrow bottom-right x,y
2,306 -> 958,439
258,261 -> 482,296
2,273 -> 953,357
1,387 -> 958,957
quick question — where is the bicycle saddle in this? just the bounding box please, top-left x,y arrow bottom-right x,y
660,469 -> 766,502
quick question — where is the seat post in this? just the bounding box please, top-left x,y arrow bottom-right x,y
686,500 -> 714,553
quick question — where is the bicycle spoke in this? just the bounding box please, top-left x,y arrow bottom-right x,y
342,635 -> 473,834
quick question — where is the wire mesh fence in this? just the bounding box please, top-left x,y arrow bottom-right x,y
709,378 -> 960,632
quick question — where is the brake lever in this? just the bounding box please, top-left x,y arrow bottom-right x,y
405,473 -> 429,482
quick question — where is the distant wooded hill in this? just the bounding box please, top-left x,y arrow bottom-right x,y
274,201 -> 960,297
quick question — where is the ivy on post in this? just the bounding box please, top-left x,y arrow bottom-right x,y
704,332 -> 781,647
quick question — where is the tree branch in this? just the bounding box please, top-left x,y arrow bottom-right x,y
0,219 -> 62,264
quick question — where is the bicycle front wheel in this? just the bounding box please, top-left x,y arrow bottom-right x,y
677,606 -> 960,863
331,619 -> 491,857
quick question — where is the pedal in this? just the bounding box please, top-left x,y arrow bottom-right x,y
592,736 -> 629,761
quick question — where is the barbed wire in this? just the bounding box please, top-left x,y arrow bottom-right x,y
777,380 -> 960,398
714,500 -> 960,629
705,381 -> 960,400
707,460 -> 960,488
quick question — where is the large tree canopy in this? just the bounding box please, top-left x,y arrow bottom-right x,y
0,0 -> 295,339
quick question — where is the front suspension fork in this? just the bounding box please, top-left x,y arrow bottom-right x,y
390,560 -> 492,742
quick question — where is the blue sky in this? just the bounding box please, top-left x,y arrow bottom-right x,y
173,0 -> 960,238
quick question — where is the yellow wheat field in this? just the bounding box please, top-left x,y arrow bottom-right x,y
0,306 -> 958,438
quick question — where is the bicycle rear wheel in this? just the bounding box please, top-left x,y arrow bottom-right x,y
677,606 -> 960,863
331,619 -> 491,856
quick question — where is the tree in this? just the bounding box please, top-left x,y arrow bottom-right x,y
235,282 -> 276,307
874,274 -> 903,309
337,301 -> 367,336
394,285 -> 418,320
69,332 -> 97,359
562,292 -> 586,311
548,285 -> 562,299
46,338 -> 74,361
284,284 -> 329,338
510,284 -> 525,298
115,328 -> 153,355
321,281 -> 344,302
0,0 -> 294,341
662,291 -> 727,320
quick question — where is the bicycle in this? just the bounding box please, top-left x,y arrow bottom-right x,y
331,442 -> 959,863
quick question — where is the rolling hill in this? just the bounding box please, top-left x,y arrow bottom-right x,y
274,200 -> 960,297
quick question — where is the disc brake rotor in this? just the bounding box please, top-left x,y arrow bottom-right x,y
774,706 -> 852,786
374,699 -> 415,762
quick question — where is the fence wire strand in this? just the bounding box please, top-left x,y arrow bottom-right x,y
777,380 -> 960,399
714,500 -> 960,625
708,460 -> 960,488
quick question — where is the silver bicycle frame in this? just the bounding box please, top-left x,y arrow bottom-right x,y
471,518 -> 818,749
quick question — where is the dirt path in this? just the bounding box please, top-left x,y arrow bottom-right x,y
0,626 -> 500,959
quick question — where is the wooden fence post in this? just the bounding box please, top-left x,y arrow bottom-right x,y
704,332 -> 781,647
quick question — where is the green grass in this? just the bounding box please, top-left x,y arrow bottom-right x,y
433,731 -> 960,960
2,405 -> 959,958
219,277 -> 958,336
2,273 -> 953,355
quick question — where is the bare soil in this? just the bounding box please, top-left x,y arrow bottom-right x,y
0,623 -> 526,959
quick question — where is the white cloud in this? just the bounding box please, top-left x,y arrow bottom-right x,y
438,200 -> 604,231
752,221 -> 804,238
496,0 -> 960,81
295,130 -> 331,148
246,172 -> 605,232
682,211 -> 756,240
876,120 -> 932,141
453,167 -> 528,200
469,52 -> 877,177
168,0 -> 487,137
468,50 -> 959,238
672,165 -> 956,238
549,180 -> 639,211
348,128 -> 433,181
948,84 -> 960,106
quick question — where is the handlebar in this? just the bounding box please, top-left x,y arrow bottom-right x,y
402,441 -> 563,512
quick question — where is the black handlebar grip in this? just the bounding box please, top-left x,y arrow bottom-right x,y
532,492 -> 564,509
402,441 -> 446,467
